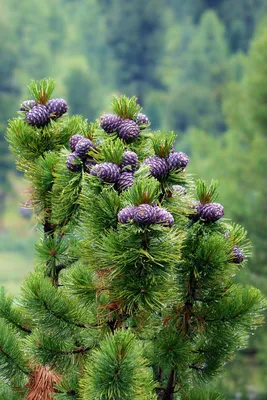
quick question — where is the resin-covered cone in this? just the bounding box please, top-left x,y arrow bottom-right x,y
232,247 -> 244,264
20,100 -> 37,112
66,152 -> 82,172
117,172 -> 134,191
143,156 -> 169,180
69,134 -> 83,152
121,151 -> 138,172
133,204 -> 156,225
100,113 -> 122,133
75,138 -> 95,159
200,202 -> 224,223
166,151 -> 189,171
97,162 -> 121,183
118,119 -> 140,142
46,98 -> 68,119
136,113 -> 150,129
154,206 -> 174,227
118,206 -> 136,223
26,105 -> 50,127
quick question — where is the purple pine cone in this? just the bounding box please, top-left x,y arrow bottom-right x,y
143,156 -> 169,180
189,203 -> 203,221
20,100 -> 37,111
136,113 -> 150,129
118,119 -> 140,142
166,152 -> 189,171
232,247 -> 244,264
154,206 -> 174,227
69,134 -> 83,152
97,162 -> 121,183
75,138 -> 95,159
118,206 -> 136,223
134,204 -> 156,226
100,113 -> 122,133
26,105 -> 50,127
200,202 -> 224,223
117,172 -> 134,192
66,152 -> 82,172
121,151 -> 138,172
46,98 -> 68,119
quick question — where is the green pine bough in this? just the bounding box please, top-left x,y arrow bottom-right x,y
0,79 -> 265,400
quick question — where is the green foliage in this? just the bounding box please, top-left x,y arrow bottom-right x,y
0,322 -> 29,387
0,287 -> 32,335
21,273 -> 93,337
122,176 -> 161,206
196,179 -> 219,204
151,131 -> 177,158
101,138 -> 124,164
28,78 -> 56,105
111,95 -> 141,120
80,330 -> 156,400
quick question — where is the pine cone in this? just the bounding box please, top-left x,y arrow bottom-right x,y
69,134 -> 83,152
118,206 -> 136,223
20,100 -> 37,111
118,119 -> 140,142
200,202 -> 224,223
100,113 -> 122,133
66,152 -> 82,172
232,247 -> 244,264
143,156 -> 169,180
26,105 -> 50,127
75,138 -> 95,159
46,98 -> 68,119
188,202 -> 203,221
166,152 -> 189,171
121,151 -> 138,172
133,204 -> 156,225
154,206 -> 174,227
136,113 -> 150,129
97,162 -> 121,183
117,172 -> 134,191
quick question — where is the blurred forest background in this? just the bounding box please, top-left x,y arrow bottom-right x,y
1,0 -> 267,398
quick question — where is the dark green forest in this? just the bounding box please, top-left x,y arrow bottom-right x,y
1,0 -> 267,398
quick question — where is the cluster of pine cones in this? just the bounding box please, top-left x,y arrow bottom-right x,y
118,204 -> 174,227
143,150 -> 189,181
100,112 -> 150,142
66,134 -> 96,173
90,150 -> 138,192
20,98 -> 68,127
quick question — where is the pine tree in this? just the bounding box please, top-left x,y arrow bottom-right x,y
0,79 -> 265,399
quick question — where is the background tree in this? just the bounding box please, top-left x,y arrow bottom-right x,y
179,27 -> 267,396
102,0 -> 166,106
